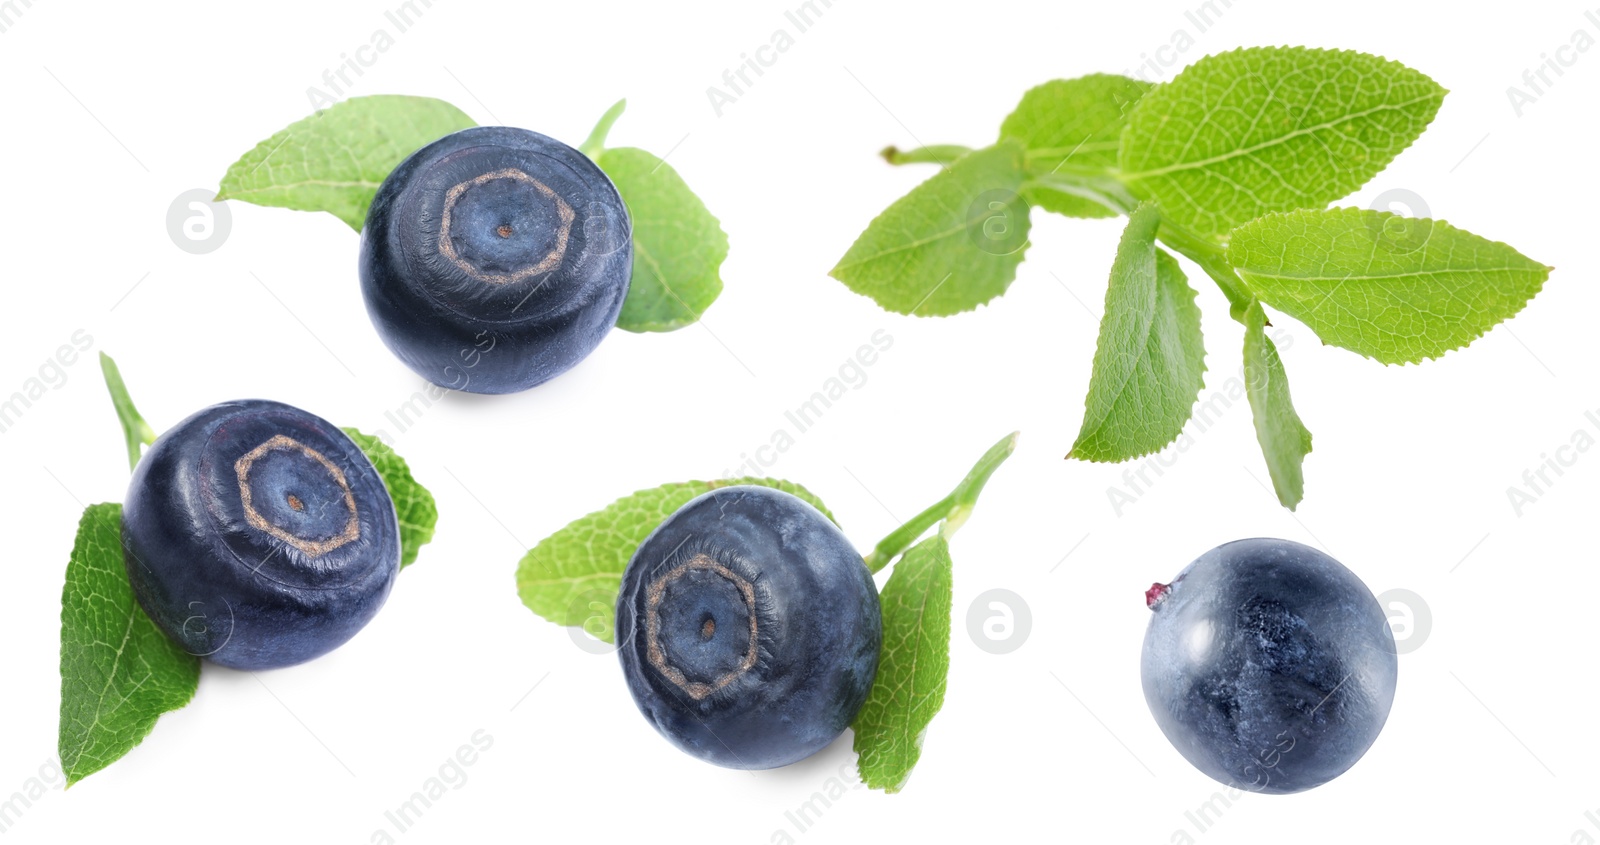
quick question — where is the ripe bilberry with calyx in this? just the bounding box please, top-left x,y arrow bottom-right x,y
122,399 -> 401,670
360,126 -> 632,394
519,433 -> 1019,787
615,486 -> 882,770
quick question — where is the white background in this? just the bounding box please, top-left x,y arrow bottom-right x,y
2,0 -> 1596,842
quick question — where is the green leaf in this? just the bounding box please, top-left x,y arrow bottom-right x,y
217,95 -> 477,230
341,428 -> 438,569
1242,303 -> 1313,510
1001,74 -> 1150,218
59,504 -> 200,787
1226,208 -> 1551,364
1070,204 -> 1205,462
99,353 -> 156,472
1120,47 -> 1446,242
832,142 -> 1031,316
852,534 -> 953,793
515,478 -> 834,642
596,147 -> 730,332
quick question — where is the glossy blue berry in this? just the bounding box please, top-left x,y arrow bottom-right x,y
1141,538 -> 1397,794
616,486 -> 882,770
121,400 -> 400,670
359,126 -> 632,394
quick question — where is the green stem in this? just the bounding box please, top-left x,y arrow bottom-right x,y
100,353 -> 157,472
880,144 -> 973,166
1026,171 -> 1137,215
1025,170 -> 1256,323
1153,222 -> 1255,323
579,99 -> 627,160
863,431 -> 1019,573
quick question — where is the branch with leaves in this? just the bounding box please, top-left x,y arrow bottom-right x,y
832,47 -> 1551,510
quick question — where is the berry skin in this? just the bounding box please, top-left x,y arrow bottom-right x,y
360,126 -> 632,394
121,400 -> 400,670
1141,538 -> 1397,794
615,486 -> 882,770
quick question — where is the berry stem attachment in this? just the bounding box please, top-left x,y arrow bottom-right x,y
862,431 -> 1018,573
100,352 -> 157,472
578,99 -> 627,160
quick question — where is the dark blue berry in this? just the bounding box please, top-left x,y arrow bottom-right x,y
360,126 -> 631,394
616,486 -> 881,769
121,400 -> 400,670
1141,538 -> 1397,794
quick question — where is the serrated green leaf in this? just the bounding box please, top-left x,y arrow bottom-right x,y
595,146 -> 729,332
1070,204 -> 1205,461
341,428 -> 437,568
1227,208 -> 1551,364
217,95 -> 477,230
1242,304 -> 1313,510
515,478 -> 834,642
852,534 -> 952,793
1120,47 -> 1446,242
59,504 -> 200,787
832,142 -> 1031,316
1001,74 -> 1150,219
